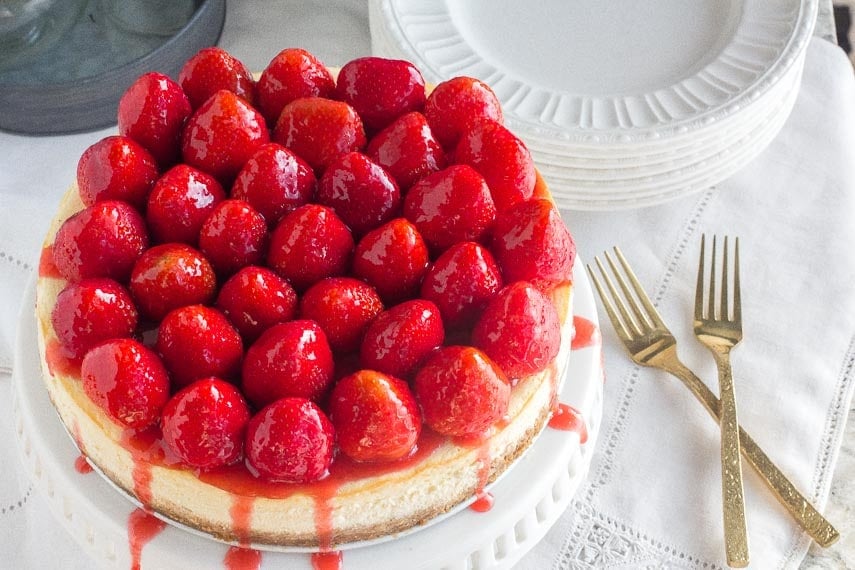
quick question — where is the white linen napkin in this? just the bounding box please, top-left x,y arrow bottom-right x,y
520,39 -> 855,570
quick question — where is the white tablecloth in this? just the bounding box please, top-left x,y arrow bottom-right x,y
1,1 -> 854,568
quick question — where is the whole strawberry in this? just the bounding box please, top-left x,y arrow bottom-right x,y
413,345 -> 510,437
267,204 -> 354,292
454,119 -> 535,211
156,305 -> 244,388
161,377 -> 251,469
424,76 -> 503,149
77,135 -> 159,210
146,164 -> 226,245
360,299 -> 444,379
316,152 -> 401,237
334,57 -> 426,133
178,46 -> 256,109
329,370 -> 421,462
118,72 -> 192,167
403,164 -> 496,252
216,266 -> 297,343
181,90 -> 270,184
472,281 -> 561,378
273,97 -> 367,174
51,278 -> 138,361
366,112 -> 445,190
420,242 -> 503,327
128,243 -> 216,322
245,397 -> 335,483
490,198 -> 575,290
299,277 -> 384,353
53,200 -> 149,283
242,320 -> 334,407
256,48 -> 336,125
81,338 -> 170,429
198,199 -> 268,276
231,143 -> 316,228
352,218 -> 429,303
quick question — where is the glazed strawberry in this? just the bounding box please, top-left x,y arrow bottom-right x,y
334,57 -> 426,133
413,345 -> 510,437
156,305 -> 243,388
146,164 -> 226,245
178,46 -> 256,109
128,243 -> 216,322
360,299 -> 444,379
267,204 -> 354,292
316,152 -> 400,237
245,397 -> 334,483
81,338 -> 170,429
198,199 -> 268,276
53,200 -> 149,283
490,198 -> 575,290
403,165 -> 496,252
424,76 -> 503,149
366,112 -> 446,190
216,266 -> 297,342
273,97 -> 366,174
299,277 -> 384,353
51,278 -> 138,360
454,119 -> 535,211
181,90 -> 270,184
161,377 -> 251,469
420,242 -> 503,327
231,143 -> 316,228
329,370 -> 421,462
256,48 -> 335,125
77,135 -> 159,209
352,218 -> 430,303
117,72 -> 192,167
242,320 -> 334,407
471,281 -> 561,378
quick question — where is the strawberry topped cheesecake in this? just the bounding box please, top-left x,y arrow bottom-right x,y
35,47 -> 577,549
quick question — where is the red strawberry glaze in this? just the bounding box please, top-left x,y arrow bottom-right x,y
571,315 -> 600,350
76,135 -> 159,210
224,495 -> 262,570
216,265 -> 298,343
74,455 -> 93,475
312,551 -> 343,570
299,277 -> 384,354
44,338 -> 81,378
470,441 -> 494,513
128,508 -> 167,570
360,299 -> 444,379
352,218 -> 430,303
39,244 -> 61,279
225,547 -> 262,570
198,199 -> 269,276
548,403 -> 588,443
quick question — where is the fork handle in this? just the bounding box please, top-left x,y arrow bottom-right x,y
663,359 -> 840,547
712,351 -> 750,567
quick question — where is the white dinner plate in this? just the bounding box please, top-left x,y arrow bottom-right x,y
13,256 -> 604,569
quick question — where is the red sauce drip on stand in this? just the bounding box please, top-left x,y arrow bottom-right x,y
127,508 -> 167,570
74,455 -> 93,474
225,495 -> 262,570
548,403 -> 588,443
571,316 -> 599,350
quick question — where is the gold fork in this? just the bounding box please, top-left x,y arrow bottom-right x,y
693,236 -> 748,567
587,247 -> 839,549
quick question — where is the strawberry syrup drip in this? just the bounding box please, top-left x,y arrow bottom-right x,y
224,495 -> 262,570
571,316 -> 599,350
38,244 -> 61,278
311,551 -> 343,570
548,403 -> 588,443
128,508 -> 167,570
44,339 -> 81,378
74,455 -> 93,474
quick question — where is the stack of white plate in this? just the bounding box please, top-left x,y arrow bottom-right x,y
369,0 -> 817,210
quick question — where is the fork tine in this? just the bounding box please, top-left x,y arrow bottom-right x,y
611,246 -> 667,328
604,250 -> 650,330
593,255 -> 643,338
587,261 -> 633,343
734,237 -> 741,322
695,234 -> 706,320
708,235 -> 717,320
